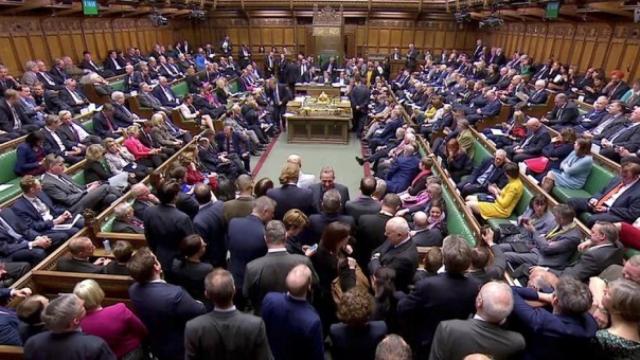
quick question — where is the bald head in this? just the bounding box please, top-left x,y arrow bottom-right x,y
385,217 -> 410,245
413,211 -> 428,229
476,281 -> 514,324
286,264 -> 312,298
287,154 -> 303,168
525,118 -> 541,130
236,174 -> 253,193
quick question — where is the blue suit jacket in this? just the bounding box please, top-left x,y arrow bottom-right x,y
0,208 -> 38,257
227,214 -> 267,289
262,293 -> 324,360
193,201 -> 226,268
215,132 -> 247,156
591,178 -> 640,222
12,192 -> 65,233
463,158 -> 508,189
386,155 -> 420,193
480,99 -> 502,117
510,287 -> 597,360
152,85 -> 180,107
14,143 -> 43,176
308,213 -> 355,241
129,281 -> 206,360
267,184 -> 314,220
373,117 -> 403,143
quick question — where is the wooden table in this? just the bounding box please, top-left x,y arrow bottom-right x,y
295,83 -> 342,97
285,97 -> 352,144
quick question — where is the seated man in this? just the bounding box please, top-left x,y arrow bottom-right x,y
13,175 -> 82,243
111,91 -> 140,129
0,207 -> 53,266
57,110 -> 101,145
112,203 -> 144,234
540,93 -> 579,130
503,204 -> 582,272
457,149 -> 508,197
0,89 -> 40,140
58,79 -> 91,114
465,90 -> 502,125
40,154 -> 120,215
573,96 -> 609,133
598,107 -> 640,163
504,118 -> 551,163
40,115 -> 84,164
138,83 -> 173,115
215,126 -> 251,173
567,156 -> 640,226
56,236 -> 110,273
91,103 -> 120,139
152,76 -> 181,108
386,145 -> 420,194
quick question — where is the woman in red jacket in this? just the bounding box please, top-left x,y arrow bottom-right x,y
123,125 -> 163,168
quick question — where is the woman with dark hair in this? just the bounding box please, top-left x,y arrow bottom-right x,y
214,175 -> 236,201
282,209 -> 310,255
538,127 -> 577,174
253,177 -> 274,197
311,221 -> 357,333
371,267 -> 401,333
329,288 -> 388,360
171,234 -> 213,301
441,138 -> 472,183
177,94 -> 215,131
542,137 -> 593,192
15,131 -> 46,176
498,194 -> 556,250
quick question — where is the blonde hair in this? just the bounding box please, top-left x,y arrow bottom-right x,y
126,125 -> 140,137
150,112 -> 165,127
283,209 -> 309,230
85,144 -> 105,162
73,279 -> 105,311
279,162 -> 300,185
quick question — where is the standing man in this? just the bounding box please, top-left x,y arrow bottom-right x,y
266,78 -> 291,132
349,74 -> 370,138
309,166 -> 350,213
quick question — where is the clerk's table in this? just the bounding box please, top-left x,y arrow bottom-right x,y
284,95 -> 352,144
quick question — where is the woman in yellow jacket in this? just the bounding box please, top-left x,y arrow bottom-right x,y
466,162 -> 524,219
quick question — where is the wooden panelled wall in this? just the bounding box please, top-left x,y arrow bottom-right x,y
175,18 -> 479,58
0,17 -> 176,76
483,22 -> 640,81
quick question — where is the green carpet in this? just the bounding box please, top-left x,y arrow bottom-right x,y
254,134 -> 364,198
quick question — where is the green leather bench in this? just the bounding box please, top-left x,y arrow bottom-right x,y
552,163 -> 615,203
171,81 -> 189,99
99,199 -> 134,232
110,79 -> 125,92
0,151 -> 21,203
229,78 -> 241,94
442,188 -> 476,247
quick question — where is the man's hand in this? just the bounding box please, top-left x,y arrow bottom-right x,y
347,257 -> 357,270
594,205 -> 607,213
87,182 -> 101,191
94,257 -> 111,266
588,198 -> 598,207
10,288 -> 32,298
32,236 -> 52,249
578,239 -> 593,252
481,228 -> 495,246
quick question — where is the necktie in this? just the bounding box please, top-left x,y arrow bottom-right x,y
275,87 -> 280,104
596,182 -> 625,208
0,216 -> 22,240
41,72 -> 54,86
31,197 -> 52,221
105,114 -> 114,131
70,89 -> 83,104
476,164 -> 494,186
10,105 -> 21,129
226,137 -> 231,152
113,59 -> 121,70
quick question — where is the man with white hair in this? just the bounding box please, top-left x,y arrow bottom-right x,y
23,294 -> 115,359
58,78 -> 90,114
111,91 -> 139,128
466,90 -> 502,125
429,282 -> 525,360
287,154 -> 316,189
369,216 -> 419,292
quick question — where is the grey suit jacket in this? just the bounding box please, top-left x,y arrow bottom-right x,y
41,172 -> 85,208
243,250 -> 316,314
309,183 -> 350,214
345,196 -> 381,224
429,318 -> 525,360
185,310 -> 273,360
558,243 -> 624,282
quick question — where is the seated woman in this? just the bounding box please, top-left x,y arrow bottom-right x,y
593,279 -> 640,360
215,77 -> 231,105
541,137 -> 593,193
103,137 -> 150,183
84,144 -> 130,191
149,113 -> 183,151
185,66 -> 203,94
497,194 -> 556,251
467,162 -> 524,220
104,240 -> 133,275
15,131 -> 46,176
171,234 -> 213,302
123,125 -> 163,168
176,94 -> 216,131
111,203 -> 144,234
73,279 -> 147,359
537,127 -> 577,174
411,203 -> 446,247
329,288 -> 388,360
441,138 -> 472,183
483,109 -> 527,149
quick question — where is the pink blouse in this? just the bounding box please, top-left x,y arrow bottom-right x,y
80,303 -> 147,359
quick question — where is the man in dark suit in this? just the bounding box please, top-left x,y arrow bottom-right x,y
574,96 -> 610,132
505,118 -> 551,162
568,156 -> 640,225
308,166 -> 350,214
58,109 -> 101,145
56,236 -> 110,273
541,93 -> 580,130
266,78 -> 292,131
227,196 -> 275,307
350,74 -> 370,136
123,64 -> 144,93
368,216 -> 418,293
13,175 -> 81,243
41,155 -> 119,214
91,103 -> 120,139
466,90 -> 502,125
23,294 -> 116,360
243,220 -> 315,314
430,282 -> 525,360
215,126 -> 251,173
386,145 -> 420,194
509,277 -> 598,360
262,264 -> 324,360
138,83 -> 172,115
143,180 -> 195,274
103,50 -> 125,76
128,247 -> 206,360
599,107 -> 640,162
58,79 -> 90,114
153,77 -> 181,108
192,184 -> 226,269
457,149 -> 508,197
0,89 -> 39,139
80,51 -> 111,77
0,207 -> 53,266
308,190 -> 355,241
356,193 -> 401,270
397,235 -> 481,354
345,176 -> 381,224
0,65 -> 19,97
542,221 -> 624,282
35,61 -> 64,91
185,269 -> 272,359
40,116 -> 84,164
267,163 -> 314,220
406,43 -> 419,71
111,91 -> 139,129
